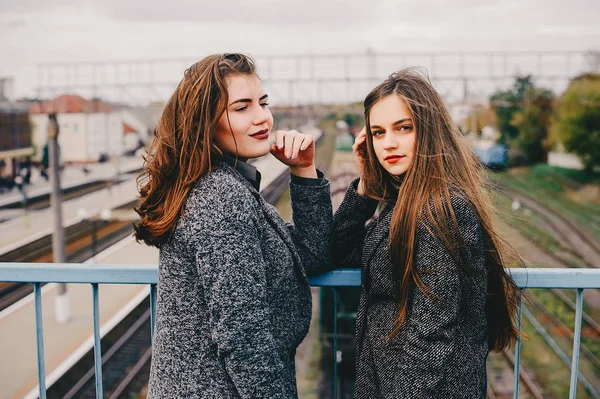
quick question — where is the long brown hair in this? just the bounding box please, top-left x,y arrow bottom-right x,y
362,68 -> 520,352
134,53 -> 256,247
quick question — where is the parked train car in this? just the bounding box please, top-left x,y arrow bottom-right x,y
473,141 -> 508,170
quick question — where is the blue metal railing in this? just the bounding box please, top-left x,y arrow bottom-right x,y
1,264 -> 599,399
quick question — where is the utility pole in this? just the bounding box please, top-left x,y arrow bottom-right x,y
48,113 -> 69,323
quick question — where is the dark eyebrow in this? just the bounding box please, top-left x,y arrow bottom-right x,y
229,98 -> 251,106
370,118 -> 412,129
229,94 -> 269,106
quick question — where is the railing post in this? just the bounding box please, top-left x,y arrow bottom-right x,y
569,289 -> 584,399
513,289 -> 523,399
92,283 -> 103,398
34,283 -> 47,399
150,284 -> 157,340
332,287 -> 338,399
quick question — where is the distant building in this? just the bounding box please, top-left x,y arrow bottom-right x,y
27,94 -> 157,163
0,78 -> 34,179
547,144 -> 585,170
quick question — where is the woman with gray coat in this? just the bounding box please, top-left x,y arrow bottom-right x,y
134,54 -> 332,398
333,69 -> 521,398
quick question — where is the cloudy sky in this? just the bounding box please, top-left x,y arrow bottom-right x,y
1,0 -> 599,101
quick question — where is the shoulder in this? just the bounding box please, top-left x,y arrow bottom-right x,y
419,187 -> 481,243
423,187 -> 478,224
192,164 -> 250,196
184,165 -> 259,227
448,189 -> 478,225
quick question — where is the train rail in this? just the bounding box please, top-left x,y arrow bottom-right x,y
45,299 -> 151,399
487,349 -> 545,399
0,200 -> 137,311
494,182 -> 600,397
496,184 -> 600,268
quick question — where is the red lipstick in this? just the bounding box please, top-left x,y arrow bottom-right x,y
250,129 -> 269,140
385,155 -> 404,164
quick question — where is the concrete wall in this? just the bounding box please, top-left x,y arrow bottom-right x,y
87,112 -> 124,160
31,110 -> 151,162
30,113 -> 88,162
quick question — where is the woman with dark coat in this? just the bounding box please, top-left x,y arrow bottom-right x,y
333,69 -> 521,398
134,53 -> 332,398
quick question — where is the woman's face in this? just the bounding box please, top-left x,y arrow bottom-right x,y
369,94 -> 416,176
214,74 -> 273,161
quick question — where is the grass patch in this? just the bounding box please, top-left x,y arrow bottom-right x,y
491,191 -> 584,268
489,164 -> 600,242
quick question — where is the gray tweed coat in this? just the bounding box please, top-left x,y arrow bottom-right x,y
147,163 -> 332,399
333,179 -> 489,398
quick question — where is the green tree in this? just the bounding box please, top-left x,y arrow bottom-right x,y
510,88 -> 554,164
490,76 -> 554,164
550,73 -> 600,172
490,76 -> 535,144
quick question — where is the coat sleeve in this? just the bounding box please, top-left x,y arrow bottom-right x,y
332,178 -> 379,270
285,176 -> 334,276
395,195 -> 483,398
195,194 -> 287,399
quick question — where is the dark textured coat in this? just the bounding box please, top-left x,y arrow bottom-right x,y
333,179 -> 489,398
147,163 -> 332,399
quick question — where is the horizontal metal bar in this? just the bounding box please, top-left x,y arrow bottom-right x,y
0,263 -> 158,284
309,269 -> 361,287
510,268 -> 600,289
36,50 -> 587,67
35,74 -> 578,90
0,264 -> 599,289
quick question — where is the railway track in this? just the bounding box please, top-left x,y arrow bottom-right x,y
0,200 -> 137,311
487,349 -> 545,399
495,184 -> 600,268
0,171 -> 141,213
493,181 -> 600,397
527,293 -> 600,369
45,299 -> 152,399
494,183 -> 600,335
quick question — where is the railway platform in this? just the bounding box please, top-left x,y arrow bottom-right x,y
0,156 -> 144,210
0,237 -> 158,399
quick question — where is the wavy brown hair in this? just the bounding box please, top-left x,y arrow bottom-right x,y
362,68 -> 520,352
134,53 -> 256,247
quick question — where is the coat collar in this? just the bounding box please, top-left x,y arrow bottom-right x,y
222,155 -> 262,192
362,204 -> 394,278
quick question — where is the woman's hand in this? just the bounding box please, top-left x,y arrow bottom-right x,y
353,127 -> 368,195
270,130 -> 317,178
